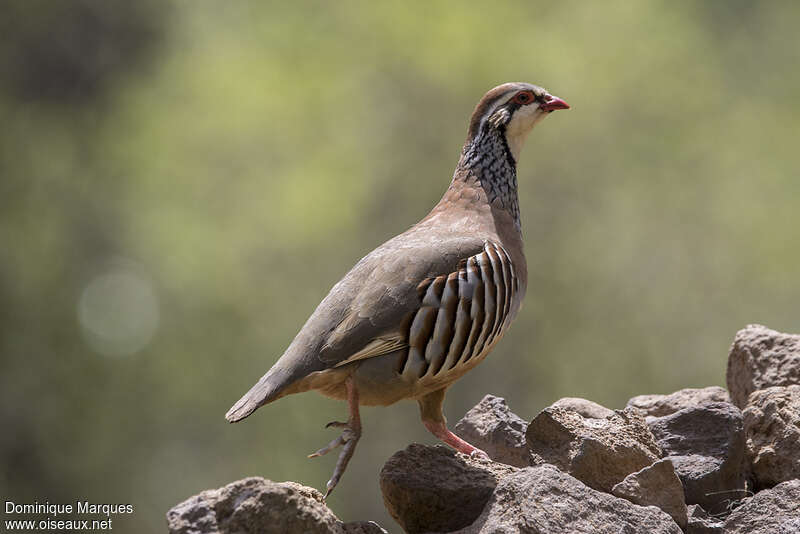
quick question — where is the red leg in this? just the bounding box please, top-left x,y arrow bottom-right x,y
418,388 -> 488,458
422,419 -> 486,456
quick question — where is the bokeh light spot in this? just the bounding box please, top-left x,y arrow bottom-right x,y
78,266 -> 159,357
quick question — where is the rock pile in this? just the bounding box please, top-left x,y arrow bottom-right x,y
168,324 -> 800,533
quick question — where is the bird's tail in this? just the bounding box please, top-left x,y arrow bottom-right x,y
225,367 -> 290,423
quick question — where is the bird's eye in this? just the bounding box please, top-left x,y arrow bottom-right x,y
512,91 -> 534,105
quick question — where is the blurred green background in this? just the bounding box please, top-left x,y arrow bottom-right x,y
1,1 -> 798,531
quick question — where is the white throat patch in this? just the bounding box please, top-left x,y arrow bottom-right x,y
504,105 -> 547,161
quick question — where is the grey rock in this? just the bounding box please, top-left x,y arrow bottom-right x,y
454,394 -> 531,467
686,505 -> 724,534
456,464 -> 682,534
627,387 -> 730,418
379,443 -> 515,534
166,477 -> 380,534
343,522 -> 388,534
723,479 -> 800,533
743,385 -> 800,488
611,458 -> 687,529
727,324 -> 800,408
648,402 -> 746,511
551,396 -> 615,419
526,406 -> 661,492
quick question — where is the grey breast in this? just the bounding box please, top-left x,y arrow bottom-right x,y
399,241 -> 519,389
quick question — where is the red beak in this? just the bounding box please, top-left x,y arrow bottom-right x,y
540,94 -> 570,111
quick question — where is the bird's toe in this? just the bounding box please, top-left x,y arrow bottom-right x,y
324,420 -> 348,429
469,448 -> 490,460
308,434 -> 347,458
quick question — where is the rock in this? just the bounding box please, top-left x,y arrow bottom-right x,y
550,397 -> 615,419
685,505 -> 724,534
727,324 -> 800,408
456,464 -> 682,534
723,479 -> 800,533
454,395 -> 531,467
627,387 -> 730,418
525,406 -> 661,492
166,477 -> 383,534
648,402 -> 746,511
343,522 -> 387,534
611,458 -> 687,529
742,385 -> 800,488
379,443 -> 515,534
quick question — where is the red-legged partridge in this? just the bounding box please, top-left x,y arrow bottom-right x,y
227,82 -> 569,498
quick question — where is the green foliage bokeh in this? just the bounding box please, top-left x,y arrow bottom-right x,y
1,1 -> 798,531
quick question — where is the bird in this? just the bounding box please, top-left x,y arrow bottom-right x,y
226,82 -> 569,498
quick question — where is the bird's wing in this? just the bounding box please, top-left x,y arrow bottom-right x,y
315,235 -> 489,367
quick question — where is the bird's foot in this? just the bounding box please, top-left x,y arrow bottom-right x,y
469,448 -> 490,459
450,439 -> 488,458
423,419 -> 490,459
308,419 -> 361,500
308,377 -> 362,501
307,424 -> 358,458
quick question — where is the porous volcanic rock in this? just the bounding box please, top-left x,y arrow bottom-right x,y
647,402 -> 746,511
723,479 -> 800,533
611,458 -> 687,529
379,443 -> 515,534
455,464 -> 682,534
550,396 -> 615,419
454,394 -> 531,467
742,385 -> 800,488
525,406 -> 661,492
727,324 -> 800,408
627,387 -> 730,418
166,477 -> 386,534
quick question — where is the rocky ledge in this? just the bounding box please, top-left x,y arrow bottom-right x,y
168,324 -> 800,533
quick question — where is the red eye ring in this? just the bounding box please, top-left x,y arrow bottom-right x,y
513,91 -> 534,105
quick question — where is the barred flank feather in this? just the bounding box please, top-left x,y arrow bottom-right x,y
399,242 -> 518,383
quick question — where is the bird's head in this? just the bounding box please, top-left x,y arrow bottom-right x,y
465,82 -> 569,162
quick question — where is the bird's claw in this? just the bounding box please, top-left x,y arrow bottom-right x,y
470,448 -> 490,460
325,420 -> 348,429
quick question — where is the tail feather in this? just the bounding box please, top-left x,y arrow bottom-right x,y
225,367 -> 289,423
